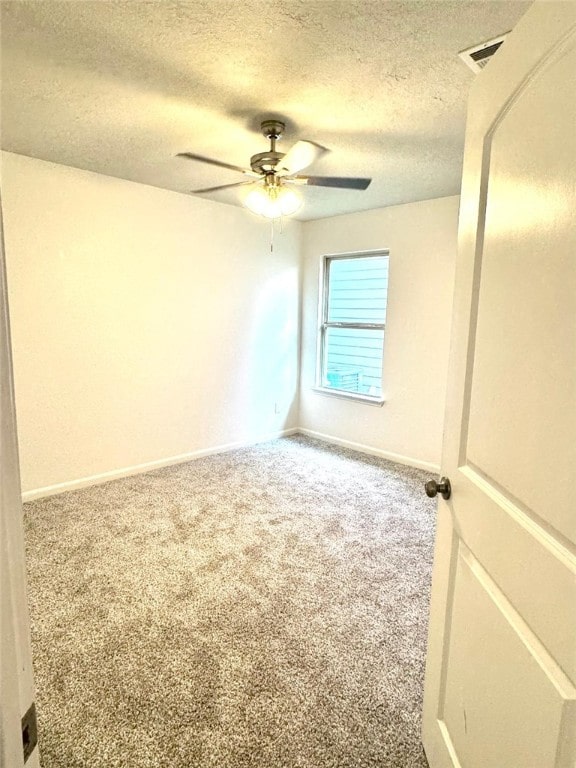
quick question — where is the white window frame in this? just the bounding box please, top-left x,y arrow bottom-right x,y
314,249 -> 388,406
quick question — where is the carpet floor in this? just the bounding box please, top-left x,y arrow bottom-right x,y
24,435 -> 434,767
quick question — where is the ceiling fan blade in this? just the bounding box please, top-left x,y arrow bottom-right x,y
290,175 -> 372,190
177,152 -> 256,176
277,141 -> 329,175
191,181 -> 255,194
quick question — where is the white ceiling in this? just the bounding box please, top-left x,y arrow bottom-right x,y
1,0 -> 531,221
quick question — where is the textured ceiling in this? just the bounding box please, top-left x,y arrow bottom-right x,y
1,0 -> 531,220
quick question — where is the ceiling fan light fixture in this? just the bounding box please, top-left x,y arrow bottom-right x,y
244,183 -> 302,219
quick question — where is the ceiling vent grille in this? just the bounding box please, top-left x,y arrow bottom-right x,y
459,34 -> 508,73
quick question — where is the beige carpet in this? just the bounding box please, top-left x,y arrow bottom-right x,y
24,435 -> 434,767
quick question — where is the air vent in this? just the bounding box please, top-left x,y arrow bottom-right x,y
459,33 -> 508,73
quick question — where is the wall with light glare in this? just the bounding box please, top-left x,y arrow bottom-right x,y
299,196 -> 459,470
2,152 -> 302,497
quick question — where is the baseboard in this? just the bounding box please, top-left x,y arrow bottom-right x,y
22,428 -> 299,502
22,426 -> 437,502
297,428 -> 440,473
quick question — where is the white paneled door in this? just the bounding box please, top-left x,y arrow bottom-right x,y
0,191 -> 39,765
422,3 -> 576,768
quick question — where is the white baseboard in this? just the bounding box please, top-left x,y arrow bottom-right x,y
297,428 -> 440,473
22,428 -> 299,502
22,426 -> 437,502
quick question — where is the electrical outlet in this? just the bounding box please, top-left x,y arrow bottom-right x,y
274,402 -> 281,414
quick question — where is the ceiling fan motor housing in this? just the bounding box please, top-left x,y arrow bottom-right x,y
250,120 -> 286,174
249,119 -> 288,173
250,150 -> 285,174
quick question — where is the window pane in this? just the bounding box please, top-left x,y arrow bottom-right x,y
323,327 -> 384,397
327,255 -> 388,324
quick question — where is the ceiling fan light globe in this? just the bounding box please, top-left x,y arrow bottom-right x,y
244,187 -> 270,216
244,184 -> 302,219
278,187 -> 302,216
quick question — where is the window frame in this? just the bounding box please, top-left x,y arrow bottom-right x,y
314,249 -> 388,406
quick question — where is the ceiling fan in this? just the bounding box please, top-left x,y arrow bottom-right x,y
177,119 -> 372,218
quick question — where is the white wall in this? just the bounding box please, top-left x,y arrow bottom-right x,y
299,196 -> 459,470
2,152 -> 301,496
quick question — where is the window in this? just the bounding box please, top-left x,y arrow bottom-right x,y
317,251 -> 389,403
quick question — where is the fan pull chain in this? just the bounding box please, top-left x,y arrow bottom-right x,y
269,217 -> 286,254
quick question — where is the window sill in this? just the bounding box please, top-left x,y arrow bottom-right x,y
312,387 -> 385,407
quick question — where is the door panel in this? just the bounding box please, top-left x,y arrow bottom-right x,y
457,470 -> 576,681
442,545 -> 573,768
466,42 -> 576,543
422,4 -> 576,767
